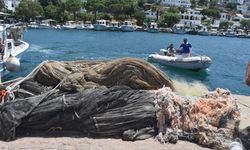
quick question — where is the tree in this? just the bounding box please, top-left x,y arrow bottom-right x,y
201,8 -> 220,19
65,0 -> 82,20
160,11 -> 180,27
198,0 -> 209,6
15,0 -> 44,21
134,10 -> 146,26
151,0 -> 162,22
240,19 -> 250,30
85,0 -> 106,21
39,0 -> 60,8
0,0 -> 5,11
190,0 -> 196,9
219,21 -> 229,29
45,3 -> 57,19
226,2 -> 237,10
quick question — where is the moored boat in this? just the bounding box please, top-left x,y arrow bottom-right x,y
27,22 -> 39,29
148,50 -> 211,71
120,21 -> 135,32
62,21 -> 77,30
0,25 -> 29,77
94,20 -> 109,31
173,24 -> 186,34
148,22 -> 159,33
198,25 -> 209,36
83,21 -> 94,30
109,21 -> 120,31
225,29 -> 236,37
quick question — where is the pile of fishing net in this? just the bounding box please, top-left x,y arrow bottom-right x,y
0,58 -> 242,149
155,88 -> 240,149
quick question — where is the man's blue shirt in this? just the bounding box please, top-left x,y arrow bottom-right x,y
180,43 -> 192,54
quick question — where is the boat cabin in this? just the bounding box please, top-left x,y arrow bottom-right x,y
96,20 -> 109,26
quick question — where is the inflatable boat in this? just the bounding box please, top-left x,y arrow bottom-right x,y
148,50 -> 211,71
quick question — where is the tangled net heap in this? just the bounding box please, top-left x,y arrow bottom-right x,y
155,88 -> 240,149
0,58 -> 242,149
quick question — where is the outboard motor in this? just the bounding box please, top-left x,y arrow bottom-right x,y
5,55 -> 20,72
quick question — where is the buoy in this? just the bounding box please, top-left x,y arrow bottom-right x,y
5,55 -> 20,72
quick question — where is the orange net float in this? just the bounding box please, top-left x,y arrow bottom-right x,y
0,90 -> 7,104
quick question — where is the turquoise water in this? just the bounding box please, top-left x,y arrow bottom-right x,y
4,29 -> 250,95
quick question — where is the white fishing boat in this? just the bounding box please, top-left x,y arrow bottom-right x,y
198,25 -> 209,36
225,29 -> 236,37
83,21 -> 94,30
76,21 -> 85,30
109,21 -> 120,31
148,49 -> 211,71
27,22 -> 39,29
120,21 -> 135,32
148,22 -> 159,33
62,21 -> 77,30
0,25 -> 29,77
173,24 -> 186,34
94,20 -> 109,31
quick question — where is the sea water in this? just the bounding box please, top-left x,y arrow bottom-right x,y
4,29 -> 250,96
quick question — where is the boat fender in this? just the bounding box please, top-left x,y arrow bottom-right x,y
5,55 -> 20,72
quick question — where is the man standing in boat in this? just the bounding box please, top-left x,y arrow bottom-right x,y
178,38 -> 192,57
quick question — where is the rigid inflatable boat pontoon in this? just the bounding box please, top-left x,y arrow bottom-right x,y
148,49 -> 212,71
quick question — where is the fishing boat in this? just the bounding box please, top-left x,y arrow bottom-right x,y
120,21 -> 135,32
225,29 -> 236,37
62,21 -> 77,30
27,22 -> 39,29
148,22 -> 159,33
94,20 -> 109,31
109,21 -> 120,31
83,21 -> 94,30
173,24 -> 186,34
148,49 -> 211,71
0,25 -> 29,77
198,25 -> 209,36
76,21 -> 85,30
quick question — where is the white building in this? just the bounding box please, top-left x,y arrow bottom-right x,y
220,12 -> 231,21
4,0 -> 21,12
145,10 -> 158,20
179,9 -> 202,28
237,4 -> 248,14
237,0 -> 245,5
161,0 -> 191,8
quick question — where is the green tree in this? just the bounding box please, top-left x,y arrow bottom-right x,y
160,11 -> 180,27
39,0 -> 60,8
226,2 -> 237,10
190,0 -> 196,9
219,21 -> 229,29
45,3 -> 57,19
85,0 -> 106,21
65,0 -> 82,20
134,10 -> 145,26
240,19 -> 250,30
0,0 -> 5,11
151,0 -> 162,22
198,0 -> 209,6
201,8 -> 220,19
15,0 -> 44,21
